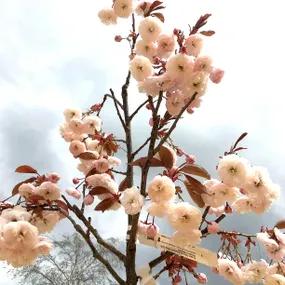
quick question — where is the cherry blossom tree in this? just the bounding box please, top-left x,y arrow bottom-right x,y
0,1 -> 284,285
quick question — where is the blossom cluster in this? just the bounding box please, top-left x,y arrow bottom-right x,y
60,108 -> 146,214
217,256 -> 285,285
98,0 -> 224,116
146,175 -> 202,246
202,154 -> 280,215
0,206 -> 53,267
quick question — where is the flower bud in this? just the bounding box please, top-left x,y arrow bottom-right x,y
146,224 -> 159,239
84,194 -> 94,205
196,273 -> 208,284
114,35 -> 123,42
207,222 -> 219,234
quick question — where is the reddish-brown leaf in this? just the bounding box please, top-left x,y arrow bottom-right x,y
184,175 -> 206,208
27,194 -> 45,203
275,220 -> 285,229
86,167 -> 98,178
119,177 -> 129,192
89,186 -> 110,196
55,200 -> 69,216
180,164 -> 211,179
158,145 -> 175,169
152,12 -> 165,23
149,1 -> 163,12
95,197 -> 116,212
131,157 -> 164,168
78,152 -> 98,160
200,30 -> 215,36
12,177 -> 37,196
15,165 -> 38,174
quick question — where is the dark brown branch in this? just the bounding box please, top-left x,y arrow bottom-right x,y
110,88 -> 127,130
62,196 -> 126,263
129,99 -> 149,120
65,214 -> 125,285
131,137 -> 151,159
149,252 -> 172,269
199,206 -> 210,230
140,92 -> 163,196
105,94 -> 124,110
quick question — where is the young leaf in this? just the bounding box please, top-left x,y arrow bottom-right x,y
89,186 -> 110,195
12,177 -> 37,196
119,177 -> 129,192
152,13 -> 165,23
200,30 -> 215,36
274,220 -> 285,229
55,200 -> 69,216
149,1 -> 164,12
180,164 -> 211,179
131,157 -> 164,168
158,145 -> 175,169
95,197 -> 116,212
78,152 -> 98,160
15,165 -> 38,174
184,175 -> 206,208
27,194 -> 45,204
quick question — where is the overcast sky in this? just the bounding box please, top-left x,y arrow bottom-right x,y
0,0 -> 285,284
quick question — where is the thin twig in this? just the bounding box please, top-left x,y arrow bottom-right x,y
131,137 -> 151,159
62,196 -> 126,263
110,88 -> 126,130
64,214 -> 125,285
130,99 -> 149,120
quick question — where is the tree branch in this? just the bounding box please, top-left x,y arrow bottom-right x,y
62,196 -> 126,264
65,214 -> 125,285
110,88 -> 127,131
129,99 -> 149,121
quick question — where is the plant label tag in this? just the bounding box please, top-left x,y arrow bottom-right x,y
138,233 -> 218,267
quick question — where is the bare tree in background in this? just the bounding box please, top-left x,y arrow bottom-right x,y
11,233 -> 122,285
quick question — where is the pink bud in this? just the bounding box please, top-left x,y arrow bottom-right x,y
176,148 -> 184,157
173,28 -> 180,36
153,56 -> 161,65
91,104 -> 102,112
149,118 -> 154,127
73,178 -> 80,184
180,46 -> 187,54
197,273 -> 208,284
137,221 -> 148,235
207,222 -> 219,234
46,172 -> 60,183
84,194 -> 94,205
114,35 -> 123,42
146,224 -> 159,239
225,204 -> 233,214
173,275 -> 182,283
209,68 -> 224,84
